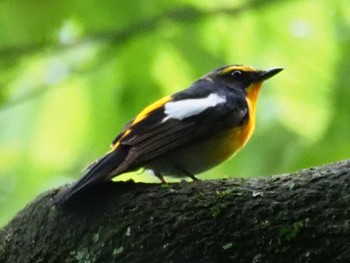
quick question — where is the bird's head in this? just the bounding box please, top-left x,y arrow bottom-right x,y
206,65 -> 283,92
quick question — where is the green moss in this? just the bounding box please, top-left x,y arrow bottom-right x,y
70,247 -> 96,263
113,246 -> 124,256
92,233 -> 99,243
279,219 -> 309,243
215,189 -> 233,199
195,190 -> 205,200
210,204 -> 227,219
260,220 -> 271,228
160,183 -> 170,189
207,189 -> 233,218
222,242 -> 233,250
211,206 -> 221,218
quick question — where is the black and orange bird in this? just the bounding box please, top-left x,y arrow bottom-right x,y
60,65 -> 282,202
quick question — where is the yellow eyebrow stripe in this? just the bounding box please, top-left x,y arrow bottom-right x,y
221,65 -> 256,74
132,95 -> 172,125
110,95 -> 172,152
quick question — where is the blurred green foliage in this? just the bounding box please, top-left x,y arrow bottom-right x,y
0,0 -> 349,226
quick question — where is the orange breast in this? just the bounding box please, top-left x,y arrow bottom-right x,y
171,82 -> 262,175
219,81 -> 262,158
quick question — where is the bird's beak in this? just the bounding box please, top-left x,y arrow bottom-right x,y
258,67 -> 283,81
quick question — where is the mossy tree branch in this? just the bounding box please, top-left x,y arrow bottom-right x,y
1,159 -> 350,262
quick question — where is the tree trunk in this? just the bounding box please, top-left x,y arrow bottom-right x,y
1,160 -> 350,262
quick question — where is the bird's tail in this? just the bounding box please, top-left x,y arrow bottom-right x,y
58,147 -> 127,204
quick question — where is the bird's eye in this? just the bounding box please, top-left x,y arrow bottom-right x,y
231,70 -> 242,79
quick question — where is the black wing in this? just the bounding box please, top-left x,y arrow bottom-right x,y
114,84 -> 248,173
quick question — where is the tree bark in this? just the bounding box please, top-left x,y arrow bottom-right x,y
1,159 -> 350,263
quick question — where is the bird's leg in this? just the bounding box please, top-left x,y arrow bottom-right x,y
186,173 -> 199,181
174,165 -> 200,182
155,172 -> 167,184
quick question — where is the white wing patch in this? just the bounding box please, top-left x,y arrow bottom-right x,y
163,93 -> 226,122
